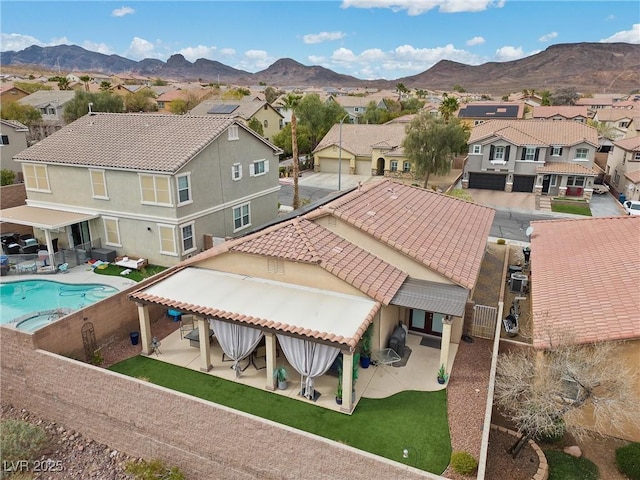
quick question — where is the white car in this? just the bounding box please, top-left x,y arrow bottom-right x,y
623,200 -> 640,216
592,184 -> 610,194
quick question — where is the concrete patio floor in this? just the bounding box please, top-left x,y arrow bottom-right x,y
146,327 -> 458,414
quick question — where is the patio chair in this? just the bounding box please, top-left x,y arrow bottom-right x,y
180,314 -> 195,339
57,263 -> 69,273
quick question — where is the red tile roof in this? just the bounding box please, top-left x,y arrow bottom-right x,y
530,216 -> 640,349
536,162 -> 597,175
310,179 -> 495,290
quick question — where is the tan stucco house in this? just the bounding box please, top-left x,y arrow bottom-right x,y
0,119 -> 29,179
129,179 -> 495,413
1,113 -> 282,267
606,136 -> 640,201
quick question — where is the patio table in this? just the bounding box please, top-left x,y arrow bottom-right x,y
372,348 -> 401,366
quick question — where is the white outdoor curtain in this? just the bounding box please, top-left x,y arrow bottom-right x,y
277,334 -> 340,400
210,319 -> 263,377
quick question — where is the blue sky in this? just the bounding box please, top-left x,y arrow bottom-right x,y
1,1 -> 638,80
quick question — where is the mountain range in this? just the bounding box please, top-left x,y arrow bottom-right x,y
2,42 -> 639,94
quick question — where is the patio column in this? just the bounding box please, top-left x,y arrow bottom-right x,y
341,351 -> 354,413
137,303 -> 152,355
439,315 -> 454,376
43,229 -> 56,268
196,316 -> 212,372
265,333 -> 277,391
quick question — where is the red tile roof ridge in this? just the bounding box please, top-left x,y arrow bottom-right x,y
292,218 -> 322,264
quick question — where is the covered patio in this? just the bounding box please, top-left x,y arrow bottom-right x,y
130,267 -> 458,414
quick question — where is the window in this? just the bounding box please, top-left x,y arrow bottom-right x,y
23,164 -> 50,192
471,144 -> 482,154
90,169 -> 108,199
390,161 -> 398,172
474,120 -> 484,126
180,222 -> 195,253
103,217 -> 121,247
613,171 -> 620,185
634,152 -> 640,161
232,163 -> 242,181
567,176 -> 585,187
157,101 -> 165,109
176,173 -> 191,205
267,258 -> 284,274
157,224 -> 177,256
228,125 -> 239,140
619,121 -> 630,128
524,147 -> 536,161
354,107 -> 360,112
250,159 -> 269,177
0,135 -> 9,145
47,107 -> 55,115
233,203 -> 250,231
139,174 -> 171,206
494,146 -> 505,160
550,175 -> 557,187
403,161 -> 411,173
263,119 -> 268,128
575,148 -> 589,160
551,146 -> 563,156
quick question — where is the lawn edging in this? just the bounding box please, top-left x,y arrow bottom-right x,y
490,424 -> 548,480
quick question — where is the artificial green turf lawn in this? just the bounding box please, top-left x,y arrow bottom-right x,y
551,203 -> 592,216
93,264 -> 166,282
544,450 -> 600,480
110,356 -> 451,473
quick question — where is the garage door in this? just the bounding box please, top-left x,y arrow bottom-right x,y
512,175 -> 535,192
355,160 -> 371,176
319,158 -> 349,174
468,173 -> 506,191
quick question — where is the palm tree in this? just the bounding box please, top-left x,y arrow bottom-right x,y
396,83 -> 408,101
79,75 -> 92,92
99,81 -> 112,92
439,94 -> 459,124
278,93 -> 303,209
57,77 -> 70,91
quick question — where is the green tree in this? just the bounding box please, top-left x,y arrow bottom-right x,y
402,114 -> 469,189
540,90 -> 552,106
453,84 -> 466,93
57,77 -> 71,90
264,86 -> 281,104
1,101 -> 42,126
400,97 -> 425,114
415,89 -> 428,99
1,169 -> 17,186
247,117 -> 264,136
278,93 -> 303,209
295,94 -> 346,150
362,101 -> 391,124
272,123 -> 311,157
439,94 -> 459,123
79,75 -> 92,92
552,87 -> 579,106
124,89 -> 157,112
63,91 -> 124,123
151,78 -> 168,86
587,119 -> 616,140
169,92 -> 201,115
99,81 -> 112,92
395,82 -> 408,100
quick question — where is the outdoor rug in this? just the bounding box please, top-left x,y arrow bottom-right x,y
420,336 -> 441,349
392,347 -> 412,368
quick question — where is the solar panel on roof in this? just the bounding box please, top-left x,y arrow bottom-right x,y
207,104 -> 239,114
459,105 -> 519,118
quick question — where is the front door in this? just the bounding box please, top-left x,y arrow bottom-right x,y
409,309 -> 443,337
542,175 -> 551,194
376,157 -> 385,176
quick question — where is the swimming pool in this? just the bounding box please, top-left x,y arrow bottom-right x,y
0,280 -> 119,331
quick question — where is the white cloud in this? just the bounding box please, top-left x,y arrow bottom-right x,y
303,31 -> 346,44
82,41 -> 114,55
328,43 -> 484,79
219,48 -> 236,56
178,45 -> 217,62
341,0 -> 503,15
235,49 -> 273,71
600,24 -> 640,44
112,6 -> 135,17
0,33 -> 73,52
494,45 -> 526,61
466,36 -> 485,46
125,37 -> 159,60
538,32 -> 558,42
308,55 -> 326,64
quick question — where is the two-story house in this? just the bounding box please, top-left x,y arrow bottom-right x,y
6,113 -> 282,267
531,106 -> 590,123
0,85 -> 30,106
606,137 -> 640,201
190,99 -> 284,142
325,95 -> 387,124
462,120 -> 599,198
18,90 -> 76,124
0,119 -> 29,179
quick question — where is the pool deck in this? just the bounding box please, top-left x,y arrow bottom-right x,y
0,263 -> 137,291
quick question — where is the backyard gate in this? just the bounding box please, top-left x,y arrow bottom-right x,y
472,304 -> 497,339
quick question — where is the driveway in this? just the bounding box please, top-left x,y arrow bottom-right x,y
465,189 -> 537,213
589,192 -> 626,217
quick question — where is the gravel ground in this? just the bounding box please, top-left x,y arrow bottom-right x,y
484,428 -> 539,480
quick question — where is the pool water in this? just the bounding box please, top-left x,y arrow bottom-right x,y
0,280 -> 119,331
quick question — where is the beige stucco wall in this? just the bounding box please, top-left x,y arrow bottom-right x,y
0,126 -> 28,175
315,216 -> 454,284
249,105 -> 283,142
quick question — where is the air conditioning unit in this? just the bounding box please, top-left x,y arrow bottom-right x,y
510,273 -> 529,293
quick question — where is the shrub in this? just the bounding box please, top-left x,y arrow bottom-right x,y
1,169 -> 16,186
450,451 -> 478,475
616,442 -> 640,480
545,449 -> 599,480
0,419 -> 50,465
125,458 -> 185,480
497,238 -> 506,245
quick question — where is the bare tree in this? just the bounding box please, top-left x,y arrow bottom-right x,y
495,328 -> 640,458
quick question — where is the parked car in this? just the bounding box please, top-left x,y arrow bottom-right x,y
592,184 -> 610,194
623,200 -> 640,216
